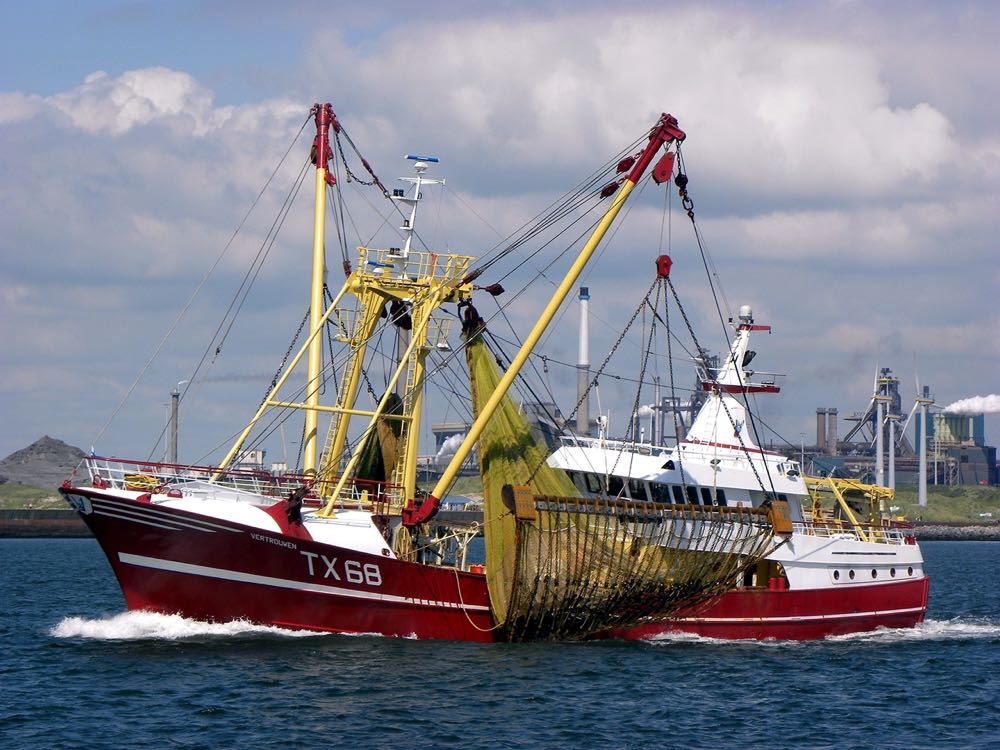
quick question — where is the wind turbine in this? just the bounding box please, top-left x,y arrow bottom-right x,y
873,366 -> 888,487
887,411 -> 899,490
915,384 -> 935,508
899,365 -> 935,508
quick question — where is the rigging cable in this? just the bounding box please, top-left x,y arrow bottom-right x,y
135,117 -> 314,462
671,150 -> 779,497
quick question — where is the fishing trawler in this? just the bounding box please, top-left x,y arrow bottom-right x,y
61,104 -> 785,641
548,306 -> 930,640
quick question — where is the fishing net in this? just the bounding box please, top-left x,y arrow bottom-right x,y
466,333 -> 777,641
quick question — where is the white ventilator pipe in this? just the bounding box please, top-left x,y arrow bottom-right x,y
576,287 -> 590,435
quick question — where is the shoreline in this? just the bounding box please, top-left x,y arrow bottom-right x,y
2,509 -> 999,541
1,509 -> 91,537
910,521 -> 1000,541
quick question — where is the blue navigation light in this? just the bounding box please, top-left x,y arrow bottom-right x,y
405,154 -> 440,162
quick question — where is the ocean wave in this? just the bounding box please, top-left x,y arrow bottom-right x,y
643,617 -> 1000,646
827,618 -> 1000,643
49,611 -> 331,641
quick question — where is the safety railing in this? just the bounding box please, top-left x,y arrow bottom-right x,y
792,519 -> 911,545
359,246 -> 473,284
83,456 -> 402,514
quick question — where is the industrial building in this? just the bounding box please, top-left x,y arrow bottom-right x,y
807,367 -> 997,488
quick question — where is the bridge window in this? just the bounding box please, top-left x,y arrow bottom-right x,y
629,479 -> 648,501
716,488 -> 727,506
671,485 -> 684,503
700,487 -> 713,505
650,483 -> 672,503
686,486 -> 699,505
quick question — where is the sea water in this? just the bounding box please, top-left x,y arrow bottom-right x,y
1,539 -> 997,749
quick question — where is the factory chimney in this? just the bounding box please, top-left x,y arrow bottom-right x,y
826,408 -> 838,456
576,286 -> 590,435
816,408 -> 827,452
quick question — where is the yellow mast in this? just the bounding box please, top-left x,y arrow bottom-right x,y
302,103 -> 333,476
216,108 -> 475,494
405,113 -> 686,526
317,284 -> 383,479
313,161 -> 473,509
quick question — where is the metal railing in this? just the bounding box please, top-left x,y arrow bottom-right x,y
792,517 -> 911,545
83,456 -> 402,514
360,246 -> 473,283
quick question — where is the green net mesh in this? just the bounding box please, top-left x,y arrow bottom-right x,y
466,334 -> 777,641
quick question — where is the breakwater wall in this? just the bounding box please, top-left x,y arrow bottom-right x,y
3,510 -> 998,540
911,521 -> 1000,541
1,509 -> 90,537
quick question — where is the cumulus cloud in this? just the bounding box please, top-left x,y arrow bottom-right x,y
304,9 -> 958,204
1,3 -> 998,459
0,91 -> 43,123
48,68 -> 228,136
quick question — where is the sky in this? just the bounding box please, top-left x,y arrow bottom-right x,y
1,0 -> 998,468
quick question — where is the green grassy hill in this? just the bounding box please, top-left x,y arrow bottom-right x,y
892,485 -> 1000,523
0,482 -> 64,509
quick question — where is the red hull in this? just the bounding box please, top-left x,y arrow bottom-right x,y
613,575 -> 930,640
62,487 -> 931,643
63,488 -> 496,642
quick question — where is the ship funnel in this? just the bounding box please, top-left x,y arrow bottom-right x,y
576,286 -> 591,435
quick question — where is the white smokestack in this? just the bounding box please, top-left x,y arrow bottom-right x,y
941,394 -> 1000,415
576,287 -> 590,435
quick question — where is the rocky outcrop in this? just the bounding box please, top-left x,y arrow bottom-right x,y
0,436 -> 86,489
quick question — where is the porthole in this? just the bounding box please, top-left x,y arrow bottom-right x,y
833,570 -> 840,581
849,570 -> 856,580
890,568 -> 896,578
871,569 -> 878,579
908,566 -> 914,576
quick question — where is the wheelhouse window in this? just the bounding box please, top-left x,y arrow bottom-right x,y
650,483 -> 672,503
628,479 -> 647,501
583,473 -> 603,494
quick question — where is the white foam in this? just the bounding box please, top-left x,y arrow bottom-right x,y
644,618 -> 1000,646
827,618 -> 1000,643
49,610 -> 329,641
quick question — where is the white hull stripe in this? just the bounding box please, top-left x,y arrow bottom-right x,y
94,509 -> 188,532
673,605 -> 926,625
94,497 -> 240,533
118,552 -> 491,613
